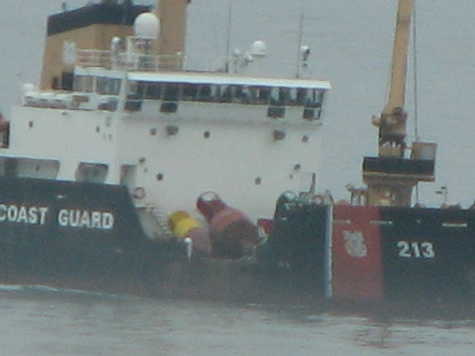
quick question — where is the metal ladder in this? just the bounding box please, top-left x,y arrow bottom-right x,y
146,204 -> 174,239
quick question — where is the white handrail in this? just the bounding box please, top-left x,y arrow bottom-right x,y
76,49 -> 184,72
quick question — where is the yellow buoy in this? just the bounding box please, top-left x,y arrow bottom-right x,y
169,211 -> 200,238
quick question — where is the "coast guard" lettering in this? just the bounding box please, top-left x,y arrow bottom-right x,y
0,204 -> 48,225
57,209 -> 114,230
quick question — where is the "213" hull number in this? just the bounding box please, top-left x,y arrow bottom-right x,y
396,241 -> 436,258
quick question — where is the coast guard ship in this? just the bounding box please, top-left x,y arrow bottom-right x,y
0,0 -> 331,296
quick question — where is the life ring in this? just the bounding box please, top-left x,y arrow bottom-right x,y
133,187 -> 146,200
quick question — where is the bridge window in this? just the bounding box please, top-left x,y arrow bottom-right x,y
73,75 -> 94,93
219,85 -> 233,103
145,82 -> 162,99
163,83 -> 180,101
251,86 -> 270,105
218,85 -> 249,104
270,87 -> 289,106
182,83 -> 198,101
127,81 -> 139,97
288,88 -> 297,105
305,89 -> 324,108
208,85 -> 221,102
279,88 -> 290,106
197,85 -> 212,101
232,86 -> 245,103
96,77 -> 121,95
296,88 -> 307,105
318,90 -> 326,105
135,82 -> 145,98
240,86 -> 252,104
302,89 -> 326,120
118,79 -> 325,110
125,81 -> 142,111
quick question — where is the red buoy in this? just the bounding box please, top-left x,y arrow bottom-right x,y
197,192 -> 259,259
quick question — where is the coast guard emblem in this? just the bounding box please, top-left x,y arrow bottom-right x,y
343,231 -> 368,258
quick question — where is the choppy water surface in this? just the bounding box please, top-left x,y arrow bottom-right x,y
0,285 -> 473,356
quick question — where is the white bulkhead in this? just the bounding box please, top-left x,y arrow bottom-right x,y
0,9 -> 331,238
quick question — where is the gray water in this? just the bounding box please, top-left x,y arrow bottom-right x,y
1,285 -> 474,356
1,1 -> 475,354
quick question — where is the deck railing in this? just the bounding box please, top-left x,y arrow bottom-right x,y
76,49 -> 184,72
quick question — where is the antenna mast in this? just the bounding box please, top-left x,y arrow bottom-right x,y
295,8 -> 304,78
224,0 -> 233,73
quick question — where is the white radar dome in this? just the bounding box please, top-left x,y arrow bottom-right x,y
250,40 -> 267,57
134,12 -> 159,39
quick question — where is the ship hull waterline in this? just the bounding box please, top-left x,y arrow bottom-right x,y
0,177 -> 474,315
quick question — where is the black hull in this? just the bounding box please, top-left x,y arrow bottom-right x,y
0,177 -> 186,294
0,177 -> 323,304
0,177 -> 474,313
269,198 -> 475,305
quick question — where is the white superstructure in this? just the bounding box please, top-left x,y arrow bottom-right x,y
0,9 -> 330,239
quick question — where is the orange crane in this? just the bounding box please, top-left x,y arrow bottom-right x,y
362,0 -> 437,207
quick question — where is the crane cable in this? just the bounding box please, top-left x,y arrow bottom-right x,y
412,0 -> 420,203
412,0 -> 420,141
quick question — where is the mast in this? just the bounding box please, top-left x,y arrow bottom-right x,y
362,0 -> 436,207
224,0 -> 233,73
295,7 -> 304,78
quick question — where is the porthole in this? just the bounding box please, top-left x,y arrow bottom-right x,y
255,177 -> 262,185
96,126 -> 100,133
28,121 -> 34,128
273,129 -> 286,141
294,164 -> 301,171
302,135 -> 309,143
157,173 -> 164,181
166,125 -> 179,136
204,131 -> 211,139
150,128 -> 157,136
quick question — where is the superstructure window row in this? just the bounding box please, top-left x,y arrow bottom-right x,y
73,74 -> 326,109
74,75 -> 121,95
128,81 -> 324,107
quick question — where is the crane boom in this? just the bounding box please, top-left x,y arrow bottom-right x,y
373,0 -> 413,157
384,0 -> 413,116
362,0 -> 437,207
